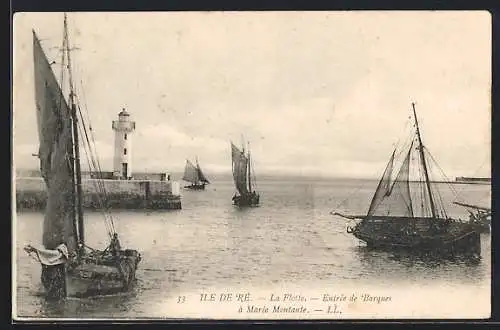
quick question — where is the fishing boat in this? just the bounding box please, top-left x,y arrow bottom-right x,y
231,141 -> 259,207
333,103 -> 481,256
23,14 -> 141,299
182,158 -> 210,190
453,201 -> 491,234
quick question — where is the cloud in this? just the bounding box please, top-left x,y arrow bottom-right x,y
13,12 -> 491,179
79,139 -> 114,171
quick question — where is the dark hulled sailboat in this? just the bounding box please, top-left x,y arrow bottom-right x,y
231,141 -> 259,207
333,103 -> 481,256
182,158 -> 210,190
23,14 -> 141,299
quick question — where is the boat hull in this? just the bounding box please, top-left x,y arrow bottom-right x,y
184,184 -> 206,190
470,223 -> 490,234
42,249 -> 141,299
349,217 -> 481,256
232,193 -> 260,207
469,215 -> 491,234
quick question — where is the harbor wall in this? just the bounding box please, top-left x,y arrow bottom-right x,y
455,177 -> 491,184
15,177 -> 182,210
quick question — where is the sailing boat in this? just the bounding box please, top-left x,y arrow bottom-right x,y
333,103 -> 481,256
23,14 -> 141,299
453,201 -> 491,234
231,140 -> 260,207
182,157 -> 210,190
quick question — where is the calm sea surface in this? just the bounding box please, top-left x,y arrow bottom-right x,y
14,177 -> 491,318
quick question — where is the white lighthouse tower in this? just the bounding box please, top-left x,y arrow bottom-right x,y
112,108 -> 136,179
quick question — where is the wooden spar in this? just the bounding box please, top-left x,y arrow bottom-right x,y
71,101 -> 84,249
330,211 -> 365,220
65,13 -> 85,251
412,102 -> 437,218
60,14 -> 80,252
453,201 -> 491,213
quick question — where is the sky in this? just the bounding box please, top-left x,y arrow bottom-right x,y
12,11 -> 491,179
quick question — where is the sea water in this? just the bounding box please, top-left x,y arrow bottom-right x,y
14,176 -> 491,318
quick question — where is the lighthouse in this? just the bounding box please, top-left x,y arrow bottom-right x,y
112,108 -> 136,179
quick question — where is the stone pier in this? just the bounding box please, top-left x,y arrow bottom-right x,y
15,177 -> 182,210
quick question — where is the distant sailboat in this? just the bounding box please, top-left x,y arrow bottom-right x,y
182,158 -> 210,190
333,103 -> 481,256
231,141 -> 260,207
24,14 -> 141,299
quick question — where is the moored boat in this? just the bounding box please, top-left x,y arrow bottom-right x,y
333,103 -> 481,257
24,14 -> 141,299
182,157 -> 210,190
231,140 -> 260,207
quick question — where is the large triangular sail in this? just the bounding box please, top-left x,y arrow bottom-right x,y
33,30 -> 78,254
196,162 -> 210,184
367,150 -> 395,216
231,142 -> 249,195
182,159 -> 210,184
369,142 -> 414,217
182,160 -> 199,183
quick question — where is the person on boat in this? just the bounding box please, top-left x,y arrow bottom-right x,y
469,213 -> 477,224
109,233 -> 122,256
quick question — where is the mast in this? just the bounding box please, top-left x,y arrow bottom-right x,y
247,142 -> 252,192
64,13 -> 85,250
412,102 -> 436,218
195,156 -> 200,184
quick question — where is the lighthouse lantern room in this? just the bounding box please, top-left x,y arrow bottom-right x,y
112,108 -> 136,179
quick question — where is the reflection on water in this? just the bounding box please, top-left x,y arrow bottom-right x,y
14,178 -> 491,318
354,245 -> 485,284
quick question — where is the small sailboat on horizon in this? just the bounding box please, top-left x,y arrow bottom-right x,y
333,103 -> 481,257
24,14 -> 141,299
231,140 -> 260,207
182,157 -> 210,190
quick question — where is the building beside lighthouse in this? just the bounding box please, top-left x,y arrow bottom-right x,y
16,107 -> 181,210
112,108 -> 135,179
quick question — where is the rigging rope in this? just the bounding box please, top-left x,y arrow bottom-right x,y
76,122 -> 115,238
331,123 -> 414,214
45,15 -> 117,246
423,148 -> 473,221
392,115 -> 414,155
67,37 -> 116,237
453,155 -> 491,202
424,147 -> 462,201
75,90 -> 117,237
426,156 -> 448,219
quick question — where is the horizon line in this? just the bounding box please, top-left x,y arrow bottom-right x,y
14,167 -> 490,182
